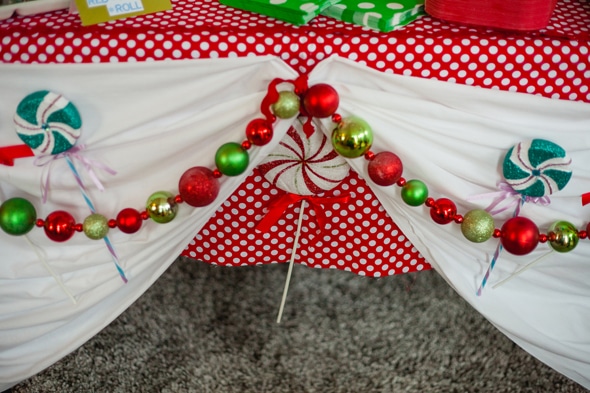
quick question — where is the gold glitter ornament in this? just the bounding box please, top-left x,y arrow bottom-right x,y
271,91 -> 300,119
83,213 -> 109,240
461,209 -> 495,243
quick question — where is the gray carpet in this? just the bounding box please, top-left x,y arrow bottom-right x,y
12,257 -> 588,393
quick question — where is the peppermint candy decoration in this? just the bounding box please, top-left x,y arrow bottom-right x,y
13,90 -> 82,156
258,120 -> 350,195
503,139 -> 572,198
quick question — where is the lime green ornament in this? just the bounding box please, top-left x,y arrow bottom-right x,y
83,213 -> 109,240
461,209 -> 495,243
401,180 -> 428,206
146,191 -> 178,224
548,220 -> 579,253
0,197 -> 37,235
331,116 -> 373,158
215,142 -> 249,176
271,91 -> 300,119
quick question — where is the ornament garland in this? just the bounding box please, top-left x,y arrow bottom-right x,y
1,77 -> 589,291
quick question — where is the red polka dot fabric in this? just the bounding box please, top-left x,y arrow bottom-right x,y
1,0 -> 589,102
183,121 -> 428,276
182,167 -> 428,277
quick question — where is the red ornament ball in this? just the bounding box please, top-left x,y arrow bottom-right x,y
303,83 -> 339,118
367,151 -> 403,186
501,216 -> 540,255
116,208 -> 143,234
245,118 -> 273,146
429,198 -> 457,225
44,210 -> 76,242
178,166 -> 220,207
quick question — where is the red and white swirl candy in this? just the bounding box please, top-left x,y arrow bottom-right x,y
258,120 -> 350,195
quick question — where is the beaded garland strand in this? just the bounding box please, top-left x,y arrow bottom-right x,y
1,77 -> 589,281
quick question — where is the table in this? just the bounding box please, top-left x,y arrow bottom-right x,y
0,0 -> 589,390
1,0 -> 589,100
4,0 -> 588,275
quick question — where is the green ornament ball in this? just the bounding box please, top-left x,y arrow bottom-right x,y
0,197 -> 37,236
271,91 -> 300,119
548,220 -> 579,253
461,209 -> 495,243
215,142 -> 249,176
400,180 -> 428,206
83,213 -> 109,240
331,116 -> 373,158
146,191 -> 178,224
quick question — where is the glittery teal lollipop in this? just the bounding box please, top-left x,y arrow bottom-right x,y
478,139 -> 573,296
12,90 -> 126,283
503,139 -> 572,198
13,90 -> 82,156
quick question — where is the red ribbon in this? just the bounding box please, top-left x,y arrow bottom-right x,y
0,144 -> 34,166
260,75 -> 316,138
301,116 -> 316,139
256,192 -> 349,234
583,193 -> 590,206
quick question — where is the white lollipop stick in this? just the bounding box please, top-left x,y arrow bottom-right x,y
276,200 -> 306,324
24,234 -> 77,304
492,250 -> 554,289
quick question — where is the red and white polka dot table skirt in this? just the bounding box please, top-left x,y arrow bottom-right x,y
1,0 -> 588,276
186,166 -> 427,277
1,0 -> 589,101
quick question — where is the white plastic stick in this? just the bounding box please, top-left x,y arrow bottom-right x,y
276,200 -> 306,324
24,235 -> 77,304
492,250 -> 553,289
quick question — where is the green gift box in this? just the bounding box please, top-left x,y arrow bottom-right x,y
219,0 -> 340,25
321,0 -> 425,32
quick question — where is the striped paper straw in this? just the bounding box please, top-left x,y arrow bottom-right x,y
476,195 -> 525,296
65,155 -> 128,283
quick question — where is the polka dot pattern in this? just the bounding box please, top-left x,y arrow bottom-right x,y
0,0 -> 588,102
182,168 -> 429,277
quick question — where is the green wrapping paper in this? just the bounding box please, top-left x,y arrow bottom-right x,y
321,0 -> 425,32
219,0 -> 340,25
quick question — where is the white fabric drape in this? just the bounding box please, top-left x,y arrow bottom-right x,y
0,56 -> 298,390
309,57 -> 590,388
0,56 -> 589,390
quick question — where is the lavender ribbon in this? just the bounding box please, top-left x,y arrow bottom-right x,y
469,181 -> 550,216
34,144 -> 117,203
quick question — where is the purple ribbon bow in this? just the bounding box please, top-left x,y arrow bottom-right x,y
470,181 -> 550,217
35,144 -> 117,203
